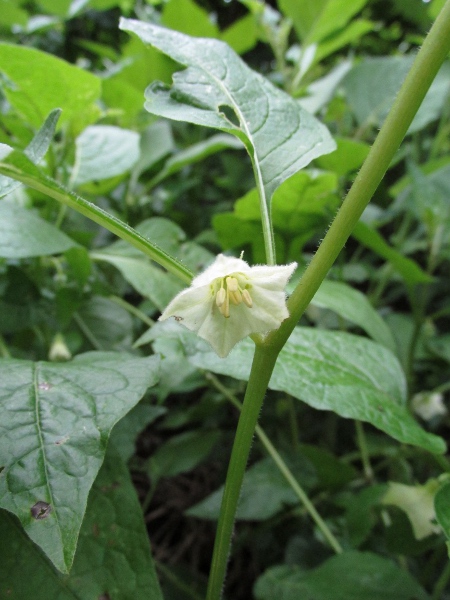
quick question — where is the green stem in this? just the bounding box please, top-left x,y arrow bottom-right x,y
265,0 -> 450,353
205,372 -> 342,554
205,345 -> 278,600
0,155 -> 193,285
205,5 -> 450,597
431,559 -> 450,600
108,295 -> 155,328
355,420 -> 374,482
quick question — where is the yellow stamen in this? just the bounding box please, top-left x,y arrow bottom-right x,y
226,276 -> 239,292
216,287 -> 226,307
242,289 -> 253,308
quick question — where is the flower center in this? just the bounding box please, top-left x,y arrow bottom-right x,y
214,274 -> 253,318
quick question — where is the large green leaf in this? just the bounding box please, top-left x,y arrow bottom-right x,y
0,352 -> 160,573
254,551 -> 430,600
0,444 -> 163,600
0,202 -> 76,258
187,327 -> 445,454
0,43 -> 101,129
119,19 -> 335,222
0,109 -> 61,198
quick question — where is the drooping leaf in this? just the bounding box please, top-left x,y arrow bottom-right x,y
0,43 -> 101,129
0,352 -> 160,573
0,109 -> 61,198
352,221 -> 433,284
0,202 -> 77,258
310,279 -> 397,353
0,443 -> 163,600
72,125 -> 141,185
76,296 -> 134,350
187,327 -> 445,454
119,18 -> 335,223
254,551 -> 430,600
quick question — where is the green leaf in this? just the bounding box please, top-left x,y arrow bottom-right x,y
0,352 -> 160,573
162,0 -> 219,38
187,453 -> 316,521
254,551 -> 430,600
315,136 -> 370,176
314,18 -> 374,63
0,202 -> 77,258
0,109 -> 61,198
188,327 -> 445,454
0,443 -> 163,600
148,429 -> 221,481
149,133 -> 244,188
72,125 -> 141,185
352,221 -> 433,284
435,481 -> 450,544
278,0 -> 369,43
111,403 -> 167,462
0,150 -> 194,283
427,334 -> 450,363
310,280 -> 397,353
76,296 -> 134,350
119,19 -> 335,232
343,56 -> 450,134
0,43 -> 101,129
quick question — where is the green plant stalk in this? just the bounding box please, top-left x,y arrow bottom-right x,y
205,345 -> 278,600
206,3 -> 450,598
205,372 -> 342,554
0,155 -> 193,285
355,420 -> 374,482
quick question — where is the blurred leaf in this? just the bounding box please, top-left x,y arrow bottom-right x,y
278,0 -> 368,43
221,12 -> 258,54
427,334 -> 450,363
382,480 -> 441,540
110,402 -> 167,462
162,0 -> 219,38
435,481 -> 450,545
342,485 -> 387,547
119,18 -> 336,224
0,0 -> 28,28
310,280 -> 397,353
76,296 -> 134,350
188,327 -> 445,454
148,429 -> 221,481
315,136 -> 370,176
254,551 -> 430,600
0,202 -> 76,258
187,453 -> 317,520
0,352 -> 159,572
149,133 -> 244,188
352,221 -> 433,284
0,443 -> 163,599
0,43 -> 100,128
0,109 -> 61,198
343,57 -> 450,134
315,18 -> 374,63
73,125 -> 140,185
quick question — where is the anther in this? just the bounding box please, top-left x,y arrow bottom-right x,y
242,289 -> 253,308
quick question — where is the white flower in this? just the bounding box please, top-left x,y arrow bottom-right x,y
159,254 -> 297,357
412,392 -> 447,421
